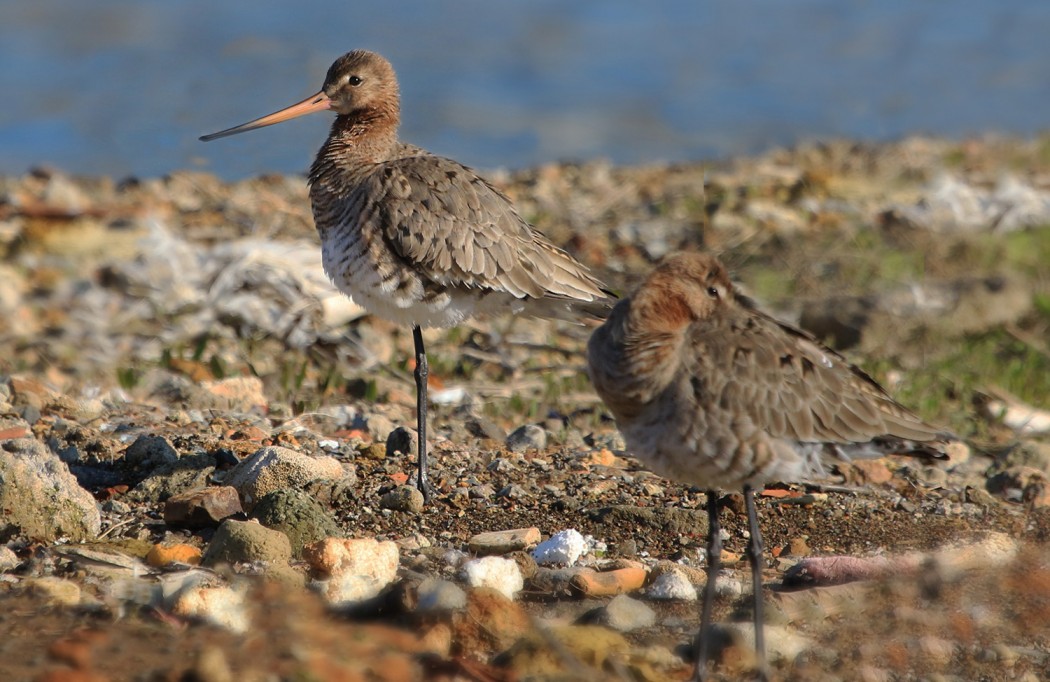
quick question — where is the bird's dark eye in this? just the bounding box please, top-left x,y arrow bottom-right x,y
348,75 -> 363,86
707,286 -> 720,299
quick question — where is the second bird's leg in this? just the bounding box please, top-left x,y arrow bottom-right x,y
412,326 -> 431,502
693,489 -> 722,682
743,484 -> 768,681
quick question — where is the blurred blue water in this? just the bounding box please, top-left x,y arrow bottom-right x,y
0,0 -> 1046,180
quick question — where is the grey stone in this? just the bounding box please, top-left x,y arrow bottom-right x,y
385,426 -> 418,457
416,577 -> 467,613
0,438 -> 101,541
125,434 -> 179,472
127,453 -> 217,503
251,488 -> 342,557
506,424 -> 547,452
224,446 -> 345,511
597,594 -> 656,632
202,519 -> 292,567
379,485 -> 425,514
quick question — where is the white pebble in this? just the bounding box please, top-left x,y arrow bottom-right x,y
647,571 -> 698,601
461,556 -> 523,599
532,529 -> 586,566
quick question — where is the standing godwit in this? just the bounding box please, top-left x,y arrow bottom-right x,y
201,50 -> 610,501
586,252 -> 947,681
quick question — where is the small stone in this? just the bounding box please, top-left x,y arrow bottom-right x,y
461,556 -> 523,600
649,560 -> 707,587
417,577 -> 468,613
26,577 -> 81,607
532,529 -> 586,566
124,434 -> 179,471
506,424 -> 547,452
164,486 -> 243,528
528,567 -> 584,597
647,571 -> 698,601
305,537 -> 399,606
0,438 -> 102,541
251,488 -> 343,557
361,443 -> 387,461
596,594 -> 656,632
385,426 -> 418,457
918,635 -> 956,665
146,543 -> 203,567
496,483 -> 528,499
224,446 -> 346,511
569,566 -> 647,597
788,537 -> 811,557
202,519 -> 292,567
0,546 -> 20,572
379,485 -> 425,513
467,527 -> 541,555
171,585 -> 250,634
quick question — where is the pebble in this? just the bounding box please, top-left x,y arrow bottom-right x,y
223,446 -> 346,511
595,594 -> 656,632
532,529 -> 586,566
461,556 -> 523,600
0,545 -> 20,572
171,585 -> 250,634
379,485 -> 425,513
385,426 -> 418,457
416,577 -> 467,613
528,567 -> 583,597
506,424 -> 547,452
646,571 -> 698,601
467,527 -> 541,555
163,486 -> 243,528
124,434 -> 179,472
146,543 -> 203,567
0,437 -> 102,541
304,537 -> 400,606
569,566 -> 647,597
251,488 -> 343,556
202,519 -> 293,567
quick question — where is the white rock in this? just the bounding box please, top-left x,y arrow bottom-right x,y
305,538 -> 399,607
0,438 -> 101,541
0,546 -> 20,573
172,585 -> 250,634
461,556 -> 523,600
224,446 -> 346,511
647,571 -> 698,601
532,529 -> 586,566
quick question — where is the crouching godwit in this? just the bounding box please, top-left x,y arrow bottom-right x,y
202,50 -> 611,501
586,252 -> 948,680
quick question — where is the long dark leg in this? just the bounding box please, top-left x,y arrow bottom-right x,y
693,490 -> 721,682
412,326 -> 431,502
744,484 -> 768,681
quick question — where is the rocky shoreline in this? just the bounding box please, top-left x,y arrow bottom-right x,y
2,135 -> 1050,680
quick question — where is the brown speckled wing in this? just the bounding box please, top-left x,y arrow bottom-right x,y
688,295 -> 942,445
360,154 -> 607,302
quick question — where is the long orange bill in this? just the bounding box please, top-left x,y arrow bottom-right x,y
199,91 -> 332,142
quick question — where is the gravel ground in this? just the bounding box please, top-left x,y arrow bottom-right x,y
2,135 -> 1050,681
